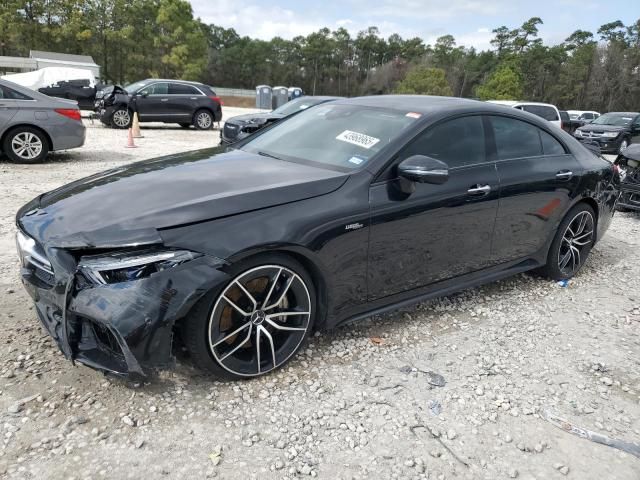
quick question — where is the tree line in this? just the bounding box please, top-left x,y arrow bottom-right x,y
1,1 -> 639,111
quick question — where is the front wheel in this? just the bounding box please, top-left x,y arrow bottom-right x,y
539,203 -> 596,280
2,127 -> 49,163
183,254 -> 316,379
110,108 -> 131,129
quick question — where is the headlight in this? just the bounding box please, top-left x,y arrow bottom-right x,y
574,130 -> 583,137
602,131 -> 619,138
79,250 -> 200,285
16,230 -> 54,274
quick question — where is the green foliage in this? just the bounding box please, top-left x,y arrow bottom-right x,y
395,66 -> 452,96
0,4 -> 638,111
476,65 -> 523,100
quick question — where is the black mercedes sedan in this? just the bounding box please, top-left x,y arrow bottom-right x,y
220,96 -> 341,145
16,96 -> 619,380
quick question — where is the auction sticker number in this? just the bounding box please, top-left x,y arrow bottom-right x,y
336,130 -> 380,149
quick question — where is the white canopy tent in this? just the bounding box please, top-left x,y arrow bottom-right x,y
0,67 -> 96,90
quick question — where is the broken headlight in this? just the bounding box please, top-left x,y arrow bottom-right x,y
79,250 -> 200,285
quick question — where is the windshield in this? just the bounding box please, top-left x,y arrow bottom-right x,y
591,113 -> 635,127
241,104 -> 419,170
272,97 -> 326,116
123,80 -> 149,93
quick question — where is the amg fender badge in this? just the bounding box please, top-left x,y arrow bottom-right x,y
345,222 -> 364,231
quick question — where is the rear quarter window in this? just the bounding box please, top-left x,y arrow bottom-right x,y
0,85 -> 32,100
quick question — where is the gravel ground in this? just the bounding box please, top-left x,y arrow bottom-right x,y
0,114 -> 638,479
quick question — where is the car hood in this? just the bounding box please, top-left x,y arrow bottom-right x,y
578,124 -> 626,133
17,147 -> 348,249
226,112 -> 284,126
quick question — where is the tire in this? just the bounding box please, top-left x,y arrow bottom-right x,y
2,127 -> 49,164
619,138 -> 629,153
179,123 -> 191,129
110,107 -> 131,129
539,203 -> 596,281
193,109 -> 213,130
183,253 -> 317,379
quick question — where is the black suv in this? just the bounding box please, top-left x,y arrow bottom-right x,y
96,79 -> 222,129
575,112 -> 640,154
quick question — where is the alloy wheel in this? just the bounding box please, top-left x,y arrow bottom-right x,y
11,132 -> 43,161
112,109 -> 130,128
557,210 -> 594,276
208,265 -> 312,377
196,112 -> 212,129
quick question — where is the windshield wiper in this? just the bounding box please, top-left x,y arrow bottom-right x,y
257,151 -> 281,160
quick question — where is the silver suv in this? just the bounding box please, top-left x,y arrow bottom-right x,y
0,79 -> 85,163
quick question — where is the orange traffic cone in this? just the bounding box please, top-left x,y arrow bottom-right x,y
125,127 -> 137,148
132,112 -> 143,138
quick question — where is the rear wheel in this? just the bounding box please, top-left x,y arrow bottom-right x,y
183,254 -> 316,379
193,109 -> 213,130
110,107 -> 131,129
2,127 -> 49,164
539,203 -> 596,280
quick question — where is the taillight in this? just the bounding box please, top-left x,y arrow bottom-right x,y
55,108 -> 81,121
208,96 -> 223,106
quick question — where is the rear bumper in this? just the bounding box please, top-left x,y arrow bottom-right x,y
18,239 -> 229,378
49,120 -> 86,151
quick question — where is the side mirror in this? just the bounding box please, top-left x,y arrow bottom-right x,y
137,91 -> 148,98
398,154 -> 448,185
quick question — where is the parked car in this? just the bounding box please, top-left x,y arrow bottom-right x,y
0,79 -> 85,163
221,96 -> 341,145
574,112 -> 640,154
96,79 -> 222,129
487,100 -> 562,129
16,95 -> 618,379
560,110 -> 573,133
614,144 -> 640,211
38,79 -> 104,110
567,110 -> 600,122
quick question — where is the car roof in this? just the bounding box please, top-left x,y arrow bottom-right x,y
334,95 -> 487,113
141,78 -> 206,86
605,111 -> 640,116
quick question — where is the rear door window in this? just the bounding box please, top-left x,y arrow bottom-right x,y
489,116 -> 543,160
520,105 -> 559,121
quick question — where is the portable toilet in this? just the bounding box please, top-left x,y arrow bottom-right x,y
256,85 -> 272,109
272,86 -> 289,109
288,87 -> 303,100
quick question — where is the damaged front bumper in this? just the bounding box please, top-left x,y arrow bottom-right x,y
17,232 -> 229,379
619,181 -> 640,211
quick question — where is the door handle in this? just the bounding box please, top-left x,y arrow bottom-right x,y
556,170 -> 573,180
160,98 -> 169,102
467,184 -> 491,195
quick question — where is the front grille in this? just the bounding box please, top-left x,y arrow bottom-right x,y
583,131 -> 603,138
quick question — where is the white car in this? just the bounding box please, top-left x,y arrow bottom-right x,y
487,100 -> 562,129
567,110 -> 600,122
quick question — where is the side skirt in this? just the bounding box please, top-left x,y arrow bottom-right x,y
332,258 -> 541,329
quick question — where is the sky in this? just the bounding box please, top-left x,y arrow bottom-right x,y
189,0 -> 638,50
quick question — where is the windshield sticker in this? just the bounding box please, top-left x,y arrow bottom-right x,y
336,130 -> 380,149
622,117 -> 632,120
406,112 -> 422,119
348,156 -> 365,165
